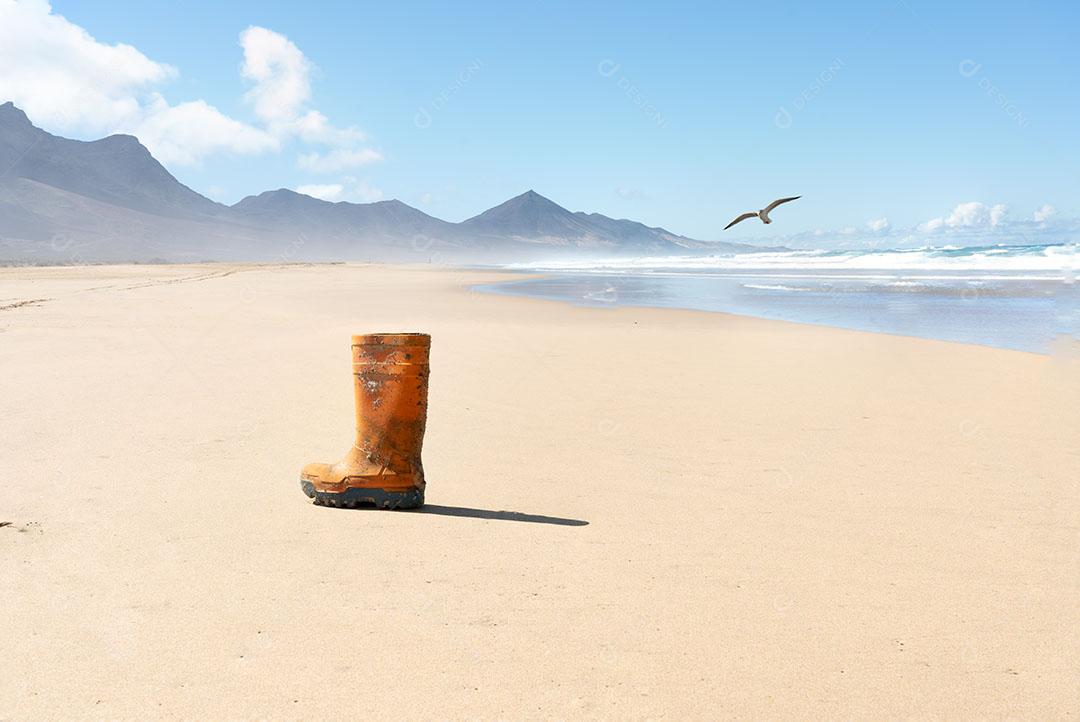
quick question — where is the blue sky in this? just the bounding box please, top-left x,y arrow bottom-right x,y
2,0 -> 1078,247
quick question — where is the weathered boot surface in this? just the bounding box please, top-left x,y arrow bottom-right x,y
301,333 -> 430,509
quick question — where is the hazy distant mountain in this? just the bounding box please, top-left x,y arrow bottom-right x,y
0,102 -> 223,219
0,102 -> 772,263
231,189 -> 464,249
461,190 -> 605,245
459,190 -> 759,254
573,213 -> 698,250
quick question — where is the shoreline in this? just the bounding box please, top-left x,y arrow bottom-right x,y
3,263 -> 1078,718
473,275 -> 1054,357
6,259 -> 1060,356
474,269 -> 1076,355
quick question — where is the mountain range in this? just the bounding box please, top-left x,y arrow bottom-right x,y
0,102 -> 770,263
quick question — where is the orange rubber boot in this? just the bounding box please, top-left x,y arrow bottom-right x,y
300,333 -> 430,509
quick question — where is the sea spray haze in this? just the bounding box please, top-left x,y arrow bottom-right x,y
488,243 -> 1078,352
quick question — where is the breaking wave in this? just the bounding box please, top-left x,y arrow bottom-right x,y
508,243 -> 1077,278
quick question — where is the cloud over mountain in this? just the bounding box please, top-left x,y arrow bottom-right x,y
295,178 -> 384,203
0,1 -> 378,168
0,0 -> 174,130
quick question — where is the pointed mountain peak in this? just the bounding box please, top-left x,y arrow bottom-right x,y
460,189 -> 597,242
513,189 -> 554,203
464,189 -> 572,221
478,189 -> 569,215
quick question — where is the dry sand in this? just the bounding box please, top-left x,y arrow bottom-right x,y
1,263 -> 1078,719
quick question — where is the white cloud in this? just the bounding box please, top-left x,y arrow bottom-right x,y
0,0 -> 173,130
615,187 -> 646,200
921,201 -> 1008,232
297,147 -> 383,172
0,2 -> 279,165
345,177 -> 384,203
239,26 -> 311,124
1033,204 -> 1057,222
295,178 -> 383,203
238,26 -> 379,169
950,201 -> 1006,227
291,109 -> 366,145
768,200 -> 1078,251
0,5 -> 381,170
239,26 -> 373,151
989,203 -> 1007,226
131,95 -> 278,165
945,201 -> 987,227
295,183 -> 344,201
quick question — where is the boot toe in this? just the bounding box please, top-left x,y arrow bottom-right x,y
299,462 -> 335,499
300,462 -> 334,483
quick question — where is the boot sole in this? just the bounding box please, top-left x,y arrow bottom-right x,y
300,480 -> 424,510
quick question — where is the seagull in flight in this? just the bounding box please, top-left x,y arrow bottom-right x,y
724,196 -> 801,230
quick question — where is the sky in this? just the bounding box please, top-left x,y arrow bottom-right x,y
1,0 -> 1078,248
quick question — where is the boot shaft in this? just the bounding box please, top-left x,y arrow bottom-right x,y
351,333 -> 430,476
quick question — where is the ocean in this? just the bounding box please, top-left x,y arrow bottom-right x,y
476,243 -> 1078,353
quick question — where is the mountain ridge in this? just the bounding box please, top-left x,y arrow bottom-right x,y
0,101 -> 226,221
0,102 -> 775,262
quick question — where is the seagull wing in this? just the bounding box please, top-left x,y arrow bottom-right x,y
763,195 -> 801,214
724,212 -> 759,230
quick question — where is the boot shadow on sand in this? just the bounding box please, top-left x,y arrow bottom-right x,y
299,333 -> 589,526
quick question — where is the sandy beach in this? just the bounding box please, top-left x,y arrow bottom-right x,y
1,263 -> 1077,719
